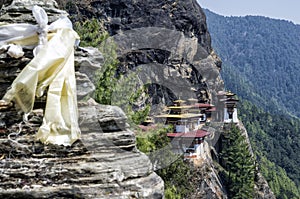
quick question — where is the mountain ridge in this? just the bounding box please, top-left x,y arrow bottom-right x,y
204,8 -> 300,118
204,8 -> 300,198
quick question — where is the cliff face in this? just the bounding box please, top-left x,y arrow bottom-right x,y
58,0 -> 223,110
57,1 -> 227,198
0,1 -> 163,198
57,1 -> 276,198
59,0 -> 212,51
0,0 -> 275,198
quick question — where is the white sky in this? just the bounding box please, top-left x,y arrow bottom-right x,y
197,0 -> 300,24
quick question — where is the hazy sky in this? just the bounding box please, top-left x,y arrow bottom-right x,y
197,0 -> 300,24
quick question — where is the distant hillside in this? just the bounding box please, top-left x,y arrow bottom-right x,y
240,100 -> 300,198
204,9 -> 300,118
203,9 -> 300,197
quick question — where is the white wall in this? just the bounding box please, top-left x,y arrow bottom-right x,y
224,107 -> 238,123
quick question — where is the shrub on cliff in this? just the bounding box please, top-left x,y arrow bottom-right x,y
74,19 -> 150,124
136,125 -> 194,198
220,124 -> 255,198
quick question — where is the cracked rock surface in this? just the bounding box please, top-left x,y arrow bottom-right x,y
0,1 -> 164,198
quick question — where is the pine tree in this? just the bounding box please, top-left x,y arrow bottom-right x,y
221,124 -> 255,198
94,37 -> 119,105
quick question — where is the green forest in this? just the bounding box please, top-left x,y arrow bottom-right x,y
240,101 -> 300,198
220,125 -> 255,199
204,9 -> 300,198
204,9 -> 300,118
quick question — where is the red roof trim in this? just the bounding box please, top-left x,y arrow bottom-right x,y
167,130 -> 210,138
193,103 -> 215,108
206,107 -> 216,112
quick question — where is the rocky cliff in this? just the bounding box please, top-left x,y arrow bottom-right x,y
57,0 -> 223,109
0,1 -> 163,198
56,1 -> 276,198
0,0 -> 276,198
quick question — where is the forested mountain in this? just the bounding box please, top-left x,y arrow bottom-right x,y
204,9 -> 300,118
203,9 -> 300,198
240,101 -> 300,198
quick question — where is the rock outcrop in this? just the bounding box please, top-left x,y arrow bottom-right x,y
0,1 -> 164,198
0,99 -> 164,198
55,0 -> 276,198
57,0 -> 224,110
0,0 -> 276,198
58,0 -> 212,51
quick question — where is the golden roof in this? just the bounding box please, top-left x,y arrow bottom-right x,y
155,113 -> 203,119
225,91 -> 236,96
187,98 -> 198,102
173,99 -> 186,103
167,105 -> 193,109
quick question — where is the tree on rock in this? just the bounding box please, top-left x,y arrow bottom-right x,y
221,124 -> 255,198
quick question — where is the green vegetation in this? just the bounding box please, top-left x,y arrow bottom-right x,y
220,125 -> 255,198
96,41 -> 150,124
204,9 -> 300,117
259,156 -> 300,199
240,100 -> 300,198
204,9 -> 300,197
136,125 -> 194,199
74,18 -> 117,105
73,12 -> 300,199
74,19 -> 149,125
112,73 -> 151,126
74,19 -> 108,48
94,37 -> 119,105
